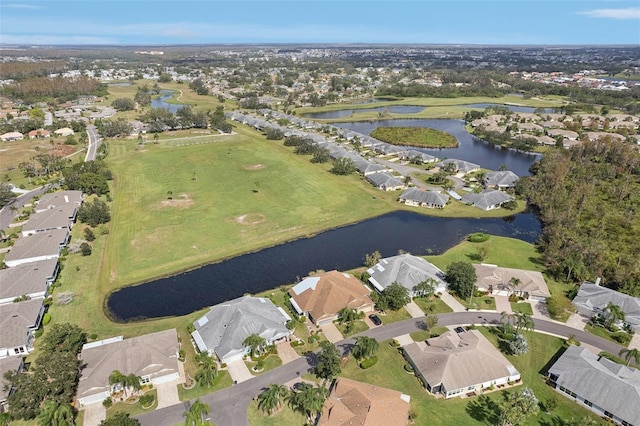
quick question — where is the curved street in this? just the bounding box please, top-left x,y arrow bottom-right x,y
85,125 -> 101,162
136,311 -> 624,426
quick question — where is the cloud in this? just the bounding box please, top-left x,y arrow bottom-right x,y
579,7 -> 640,19
1,3 -> 42,9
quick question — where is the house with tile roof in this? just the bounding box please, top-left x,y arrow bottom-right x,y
548,345 -> 640,426
403,329 -> 520,398
473,264 -> 550,301
0,259 -> 59,305
0,298 -> 45,359
191,296 -> 291,363
573,281 -> 640,332
398,187 -> 449,209
318,377 -> 411,426
77,329 -> 182,407
367,253 -> 447,297
461,189 -> 513,210
289,271 -> 374,326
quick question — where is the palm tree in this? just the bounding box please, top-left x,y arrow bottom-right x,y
195,353 -> 218,388
243,334 -> 267,359
603,302 -> 626,330
514,312 -> 534,335
38,400 -> 74,426
337,307 -> 357,325
415,278 -> 437,298
124,374 -> 142,397
352,336 -> 379,361
109,370 -> 126,395
288,383 -> 329,423
183,399 -> 210,426
619,348 -> 640,367
508,277 -> 522,296
257,384 -> 289,415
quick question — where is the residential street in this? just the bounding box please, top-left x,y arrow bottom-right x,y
136,311 -> 625,426
84,125 -> 101,162
0,185 -> 49,231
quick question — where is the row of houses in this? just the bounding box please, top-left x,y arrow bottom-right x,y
0,127 -> 76,141
0,191 -> 83,411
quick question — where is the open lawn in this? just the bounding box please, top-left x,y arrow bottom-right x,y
106,389 -> 157,419
412,297 -> 453,315
370,126 -> 458,148
409,325 -> 449,342
336,319 -> 369,337
177,370 -> 233,401
247,399 -> 308,426
511,302 -> 533,315
379,307 -> 412,324
246,354 -> 283,376
584,324 -> 631,348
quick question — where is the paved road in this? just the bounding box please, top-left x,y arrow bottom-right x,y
85,125 -> 101,162
136,312 -> 624,426
0,185 -> 49,231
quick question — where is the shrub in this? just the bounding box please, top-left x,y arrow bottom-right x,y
139,393 -> 155,407
360,356 -> 378,369
508,334 -> 529,355
90,333 -> 98,340
42,313 -> 51,325
80,242 -> 92,256
84,228 -> 96,242
35,329 -> 44,338
102,397 -> 113,408
547,295 -> 573,320
403,363 -> 414,373
468,232 -> 490,243
612,332 -> 631,345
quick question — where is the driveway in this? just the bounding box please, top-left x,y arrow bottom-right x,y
565,313 -> 588,331
320,323 -> 344,343
226,359 -> 253,384
439,291 -> 466,312
82,403 -> 106,426
494,295 -> 512,314
404,300 -> 424,318
276,340 -> 300,364
155,381 -> 181,409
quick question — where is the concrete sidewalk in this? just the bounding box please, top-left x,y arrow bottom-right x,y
440,291 -> 466,312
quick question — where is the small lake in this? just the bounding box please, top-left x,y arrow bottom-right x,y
106,210 -> 541,322
107,82 -> 132,87
305,105 -> 425,119
461,103 -> 556,114
332,118 -> 540,176
151,90 -> 187,113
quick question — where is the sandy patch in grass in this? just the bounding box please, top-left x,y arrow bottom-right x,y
228,213 -> 266,226
242,164 -> 266,170
159,193 -> 193,209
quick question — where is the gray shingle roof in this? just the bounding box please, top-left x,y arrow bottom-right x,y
436,159 -> 480,174
366,172 -> 404,190
0,259 -> 58,302
21,203 -> 77,235
191,296 -> 291,362
461,189 -> 513,210
0,356 -> 23,401
548,345 -> 640,425
4,228 -> 69,266
399,187 -> 449,207
0,298 -> 43,351
484,171 -> 519,188
35,191 -> 83,212
367,254 -> 447,294
573,282 -> 640,330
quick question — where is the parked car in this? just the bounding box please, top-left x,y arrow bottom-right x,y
369,314 -> 382,326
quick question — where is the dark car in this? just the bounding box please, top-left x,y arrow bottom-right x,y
369,314 -> 382,326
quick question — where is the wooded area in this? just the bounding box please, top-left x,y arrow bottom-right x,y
522,138 -> 640,295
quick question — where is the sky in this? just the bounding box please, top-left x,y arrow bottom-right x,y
0,0 -> 639,46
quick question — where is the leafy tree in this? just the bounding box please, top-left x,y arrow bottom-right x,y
619,348 -> 640,367
257,384 -> 289,415
310,147 -> 330,164
243,334 -> 267,359
39,323 -> 87,354
330,157 -> 356,175
352,336 -> 379,360
337,307 -> 357,326
315,341 -> 341,380
183,399 -> 210,426
112,98 -> 135,111
0,182 -> 14,208
364,250 -> 382,267
38,399 -> 74,426
288,383 -> 328,422
194,353 -> 218,388
265,127 -> 284,140
80,242 -> 92,256
100,412 -> 140,426
84,227 -> 96,241
77,198 -> 111,227
497,388 -> 539,426
380,282 -> 410,311
446,261 -> 477,300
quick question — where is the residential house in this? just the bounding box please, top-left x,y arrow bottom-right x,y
366,172 -> 405,191
27,129 -> 50,139
21,203 -> 79,236
354,159 -> 388,176
34,190 -> 83,213
289,270 -> 374,326
77,329 -> 182,407
0,356 -> 24,412
436,159 -> 480,177
0,259 -> 59,305
398,187 -> 449,209
0,132 -> 24,141
584,131 -> 626,142
191,296 -> 291,363
473,264 -> 550,301
484,171 -> 519,190
572,281 -> 640,332
54,127 -> 75,137
397,150 -> 438,164
546,129 -> 578,141
403,329 -> 520,398
367,253 -> 447,297
0,298 -> 46,358
461,189 -> 513,210
4,228 -> 69,267
547,345 -> 640,426
318,377 -> 411,426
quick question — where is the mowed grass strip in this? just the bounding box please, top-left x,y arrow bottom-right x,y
105,125 -> 395,289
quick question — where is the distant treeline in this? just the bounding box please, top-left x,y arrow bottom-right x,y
1,75 -> 108,103
0,60 -> 69,80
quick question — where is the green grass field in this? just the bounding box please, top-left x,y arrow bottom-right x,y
370,126 -> 458,148
247,399 -> 308,426
511,302 -> 534,315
